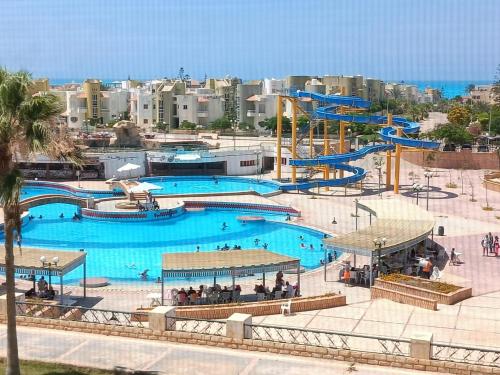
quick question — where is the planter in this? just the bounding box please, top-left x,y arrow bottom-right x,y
374,277 -> 471,305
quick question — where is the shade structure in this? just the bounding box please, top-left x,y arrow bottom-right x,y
129,182 -> 162,193
323,199 -> 435,257
0,246 -> 87,301
117,163 -> 141,172
160,249 -> 301,305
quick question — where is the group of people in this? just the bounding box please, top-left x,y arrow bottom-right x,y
24,276 -> 56,300
175,283 -> 241,305
137,193 -> 160,211
216,244 -> 242,251
320,250 -> 338,265
254,271 -> 298,298
481,233 -> 499,256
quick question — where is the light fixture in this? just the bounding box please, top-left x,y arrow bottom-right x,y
52,256 -> 59,265
40,256 -> 46,264
332,217 -> 337,224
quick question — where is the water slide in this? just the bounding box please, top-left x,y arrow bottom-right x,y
279,91 -> 440,191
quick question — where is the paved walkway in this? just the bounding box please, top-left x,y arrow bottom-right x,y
0,325 -> 438,375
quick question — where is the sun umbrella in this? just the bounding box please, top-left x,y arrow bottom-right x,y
129,182 -> 162,193
117,163 -> 141,178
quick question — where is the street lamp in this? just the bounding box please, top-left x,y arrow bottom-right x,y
373,156 -> 384,198
423,171 -> 435,210
412,183 -> 423,205
40,256 -> 59,288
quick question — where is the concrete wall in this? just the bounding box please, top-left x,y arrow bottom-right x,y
402,150 -> 500,170
99,151 -> 147,179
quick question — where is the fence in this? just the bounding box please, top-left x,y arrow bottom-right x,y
247,323 -> 410,356
432,342 -> 500,367
174,316 -> 226,336
15,301 -> 148,329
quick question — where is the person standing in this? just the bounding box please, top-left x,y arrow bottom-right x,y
488,232 -> 494,254
482,235 -> 488,256
495,236 -> 499,256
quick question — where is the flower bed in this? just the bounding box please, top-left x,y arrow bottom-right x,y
375,275 -> 471,305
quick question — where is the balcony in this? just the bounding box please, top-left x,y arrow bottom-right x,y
197,110 -> 208,118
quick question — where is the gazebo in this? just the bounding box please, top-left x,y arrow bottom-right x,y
0,246 -> 87,301
323,199 -> 435,285
161,249 -> 300,305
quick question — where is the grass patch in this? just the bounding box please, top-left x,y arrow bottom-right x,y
0,358 -> 112,375
446,182 -> 457,188
381,273 -> 461,294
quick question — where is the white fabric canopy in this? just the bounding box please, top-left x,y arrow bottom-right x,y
129,182 -> 162,193
117,163 -> 141,172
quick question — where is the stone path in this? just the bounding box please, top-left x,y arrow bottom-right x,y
0,325 -> 438,375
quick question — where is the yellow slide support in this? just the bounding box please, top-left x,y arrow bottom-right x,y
276,96 -> 283,180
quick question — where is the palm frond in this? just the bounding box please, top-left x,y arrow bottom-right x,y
0,73 -> 30,115
0,168 -> 23,207
20,93 -> 63,123
24,121 -> 51,154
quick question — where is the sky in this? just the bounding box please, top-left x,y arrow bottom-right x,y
1,0 -> 499,81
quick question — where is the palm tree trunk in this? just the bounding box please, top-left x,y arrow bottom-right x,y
3,206 -> 20,375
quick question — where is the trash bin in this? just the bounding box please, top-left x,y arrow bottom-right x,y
438,226 -> 444,236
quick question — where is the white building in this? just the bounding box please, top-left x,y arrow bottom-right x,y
263,78 -> 286,95
175,88 -> 224,127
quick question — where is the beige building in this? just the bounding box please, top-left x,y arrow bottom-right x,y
469,85 -> 494,104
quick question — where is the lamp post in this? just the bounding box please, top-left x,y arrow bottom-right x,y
40,256 -> 59,288
412,183 -> 423,205
423,171 -> 435,210
371,237 -> 387,285
373,156 -> 384,198
324,218 -> 337,281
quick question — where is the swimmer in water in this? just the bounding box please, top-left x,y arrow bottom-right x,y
222,222 -> 228,230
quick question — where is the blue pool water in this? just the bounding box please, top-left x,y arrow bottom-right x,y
18,203 -> 328,283
20,186 -> 117,199
140,176 -> 281,195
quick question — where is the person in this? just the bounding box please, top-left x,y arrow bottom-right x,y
300,243 -> 306,249
25,288 -> 36,298
422,259 -> 433,279
310,244 -> 314,250
275,271 -> 284,287
495,236 -> 499,256
223,243 -> 229,250
216,245 -> 221,251
320,259 -> 325,265
173,183 -> 177,187
139,269 -> 149,280
286,214 -> 291,221
214,179 -> 218,184
450,248 -> 457,265
38,215 -> 43,219
333,250 -> 338,261
156,277 -> 161,284
72,213 -> 80,221
47,285 -> 55,300
197,285 -> 205,297
328,252 -> 333,263
488,232 -> 494,254
153,199 -> 159,210
15,232 -> 22,249
59,213 -> 64,219
482,235 -> 488,256
263,243 -> 268,250
299,235 -> 304,241
221,222 -> 228,231
187,287 -> 197,295
343,266 -> 351,286
254,238 -> 260,246
285,281 -> 294,298
37,276 -> 48,294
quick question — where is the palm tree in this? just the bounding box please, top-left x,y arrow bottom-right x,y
387,86 -> 404,101
0,69 -> 80,375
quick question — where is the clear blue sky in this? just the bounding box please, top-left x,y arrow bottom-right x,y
1,0 -> 499,81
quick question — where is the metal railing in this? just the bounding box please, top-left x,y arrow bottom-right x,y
247,323 -> 410,356
15,301 -> 148,328
432,342 -> 500,367
174,317 -> 226,336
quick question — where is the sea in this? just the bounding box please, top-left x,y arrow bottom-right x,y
48,78 -> 493,100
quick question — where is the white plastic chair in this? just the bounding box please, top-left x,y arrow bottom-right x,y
430,266 -> 442,281
280,300 -> 292,315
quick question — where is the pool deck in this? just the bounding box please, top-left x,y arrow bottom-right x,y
3,156 -> 500,352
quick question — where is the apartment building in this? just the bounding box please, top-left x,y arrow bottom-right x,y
205,77 -> 241,119
175,88 -> 224,127
236,81 -> 263,125
469,85 -> 494,104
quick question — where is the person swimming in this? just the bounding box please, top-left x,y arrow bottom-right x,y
263,243 -> 268,250
59,213 -> 64,219
221,222 -> 228,230
254,238 -> 260,246
139,269 -> 149,280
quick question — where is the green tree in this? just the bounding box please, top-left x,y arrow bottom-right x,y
466,84 -> 476,94
387,86 -> 404,101
297,115 -> 309,128
426,123 -> 473,145
155,121 -> 168,133
0,69 -> 81,375
209,117 -> 232,130
238,121 -> 254,131
259,116 -> 291,133
447,105 -> 471,126
180,120 -> 196,130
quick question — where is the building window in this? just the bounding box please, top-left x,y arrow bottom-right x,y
143,119 -> 148,124
183,105 -> 188,110
240,160 -> 256,167
143,104 -> 149,110
275,157 -> 287,165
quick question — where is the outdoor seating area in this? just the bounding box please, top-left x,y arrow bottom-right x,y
160,250 -> 301,306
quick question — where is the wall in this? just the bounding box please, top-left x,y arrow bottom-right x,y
402,150 -> 500,170
99,151 -> 147,179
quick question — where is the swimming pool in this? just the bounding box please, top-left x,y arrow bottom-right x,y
17,203 -> 330,283
140,176 -> 281,195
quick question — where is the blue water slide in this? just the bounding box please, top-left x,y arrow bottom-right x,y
278,90 -> 440,191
